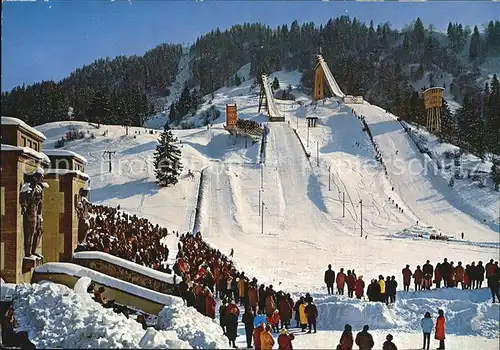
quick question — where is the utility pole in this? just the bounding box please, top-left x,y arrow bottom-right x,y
328,166 -> 331,191
359,199 -> 363,237
103,151 -> 116,173
258,189 -> 263,216
261,201 -> 265,234
307,124 -> 310,147
316,141 -> 319,166
343,192 -> 345,218
261,164 -> 264,189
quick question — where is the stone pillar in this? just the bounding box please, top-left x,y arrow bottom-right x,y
43,172 -> 88,263
0,152 -> 47,283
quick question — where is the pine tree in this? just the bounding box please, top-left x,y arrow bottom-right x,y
491,158 -> 500,191
87,90 -> 111,127
469,25 -> 481,61
154,126 -> 183,187
234,73 -> 242,86
413,17 -> 425,47
440,99 -> 456,142
272,77 -> 280,91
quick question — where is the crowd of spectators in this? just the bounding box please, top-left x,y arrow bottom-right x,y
76,204 -> 173,273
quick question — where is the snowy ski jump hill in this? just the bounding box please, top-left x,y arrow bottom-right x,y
33,66 -> 499,349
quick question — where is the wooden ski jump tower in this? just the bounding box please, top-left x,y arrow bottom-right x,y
258,76 -> 268,115
423,87 -> 444,133
313,56 -> 326,102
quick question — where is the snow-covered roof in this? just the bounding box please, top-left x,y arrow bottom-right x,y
73,251 -> 182,285
43,149 -> 88,164
35,262 -> 183,307
1,144 -> 50,164
1,116 -> 47,140
45,169 -> 90,179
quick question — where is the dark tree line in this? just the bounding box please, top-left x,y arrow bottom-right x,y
2,16 -> 499,140
167,84 -> 203,124
1,44 -> 182,126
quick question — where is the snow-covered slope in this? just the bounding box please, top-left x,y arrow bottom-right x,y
32,67 -> 499,349
348,102 -> 498,240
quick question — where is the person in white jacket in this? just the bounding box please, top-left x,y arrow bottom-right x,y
421,311 -> 434,350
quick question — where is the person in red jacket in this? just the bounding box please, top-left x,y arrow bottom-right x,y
277,328 -> 295,350
205,291 -> 216,319
414,266 -> 423,291
337,268 -> 347,295
485,259 -> 496,288
346,270 -> 356,298
355,276 -> 365,299
435,309 -> 446,350
463,265 -> 470,290
434,263 -> 442,289
279,296 -> 292,329
338,324 -> 354,350
402,265 -> 412,292
253,323 -> 265,350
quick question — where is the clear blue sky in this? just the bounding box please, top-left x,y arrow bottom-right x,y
2,0 -> 497,92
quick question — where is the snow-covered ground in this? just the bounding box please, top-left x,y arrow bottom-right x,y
31,67 -> 499,348
12,279 -> 228,349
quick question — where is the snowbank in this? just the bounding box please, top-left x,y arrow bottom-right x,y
11,281 -> 213,349
313,288 -> 499,338
156,302 -> 229,349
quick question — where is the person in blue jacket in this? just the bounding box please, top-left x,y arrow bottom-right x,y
421,311 -> 434,350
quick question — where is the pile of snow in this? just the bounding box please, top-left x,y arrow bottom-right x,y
11,281 -> 216,349
312,287 -> 499,338
156,302 -> 229,349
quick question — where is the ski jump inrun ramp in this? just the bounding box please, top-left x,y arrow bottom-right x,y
316,54 -> 346,99
261,74 -> 285,121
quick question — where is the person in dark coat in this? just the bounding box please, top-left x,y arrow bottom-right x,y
387,276 -> 398,304
226,312 -> 239,348
423,260 -> 433,277
477,261 -> 485,288
305,296 -> 318,333
382,334 -> 398,350
440,258 -> 451,287
242,307 -> 255,348
186,287 -> 196,308
258,284 -> 267,315
355,325 -> 375,350
219,298 -> 228,334
470,262 -> 478,289
367,279 -> 380,302
489,266 -> 500,303
279,293 -> 292,329
324,264 -> 336,295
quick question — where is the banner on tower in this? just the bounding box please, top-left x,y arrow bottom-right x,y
423,87 -> 444,109
225,104 -> 238,130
